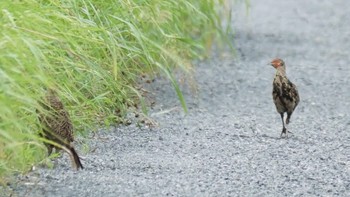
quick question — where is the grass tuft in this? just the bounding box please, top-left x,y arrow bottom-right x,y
0,0 -> 232,178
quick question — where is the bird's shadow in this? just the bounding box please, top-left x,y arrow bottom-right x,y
256,133 -> 317,146
258,134 -> 282,140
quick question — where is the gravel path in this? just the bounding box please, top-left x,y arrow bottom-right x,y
6,0 -> 350,196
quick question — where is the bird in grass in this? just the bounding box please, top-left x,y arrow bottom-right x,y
270,58 -> 300,138
37,89 -> 83,170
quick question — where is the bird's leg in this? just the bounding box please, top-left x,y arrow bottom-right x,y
47,144 -> 53,156
286,112 -> 292,124
280,113 -> 287,138
286,112 -> 293,135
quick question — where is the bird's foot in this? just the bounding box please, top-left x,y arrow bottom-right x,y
280,127 -> 288,138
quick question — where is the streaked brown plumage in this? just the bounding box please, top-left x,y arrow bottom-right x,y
270,58 -> 300,137
38,89 -> 83,170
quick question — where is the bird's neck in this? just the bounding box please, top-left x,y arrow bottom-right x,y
275,66 -> 286,77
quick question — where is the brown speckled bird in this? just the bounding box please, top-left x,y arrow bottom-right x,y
270,58 -> 300,138
38,89 -> 83,170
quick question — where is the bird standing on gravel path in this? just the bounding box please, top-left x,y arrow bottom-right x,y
270,58 -> 300,138
37,89 -> 84,170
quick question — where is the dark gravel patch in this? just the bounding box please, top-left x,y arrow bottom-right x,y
4,0 -> 350,196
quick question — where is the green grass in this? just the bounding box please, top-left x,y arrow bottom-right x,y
0,0 -> 233,179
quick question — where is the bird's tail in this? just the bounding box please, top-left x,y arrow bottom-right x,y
68,146 -> 84,170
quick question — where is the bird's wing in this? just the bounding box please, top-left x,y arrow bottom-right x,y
291,83 -> 300,110
281,77 -> 299,109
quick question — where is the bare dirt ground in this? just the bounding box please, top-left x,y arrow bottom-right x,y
4,0 -> 350,196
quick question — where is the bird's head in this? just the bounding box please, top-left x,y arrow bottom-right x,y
270,58 -> 285,69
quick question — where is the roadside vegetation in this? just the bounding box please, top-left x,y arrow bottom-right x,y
0,0 -> 233,180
